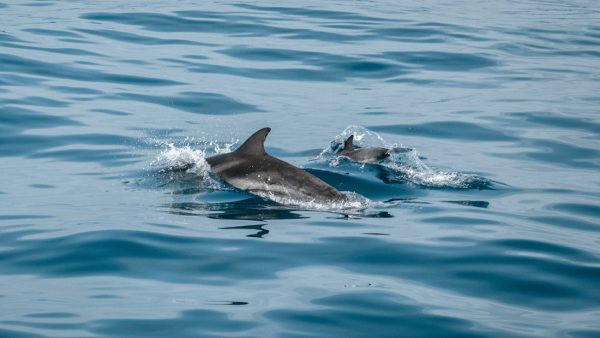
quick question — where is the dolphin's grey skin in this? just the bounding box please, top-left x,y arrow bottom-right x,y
337,135 -> 412,164
337,135 -> 390,163
206,127 -> 347,204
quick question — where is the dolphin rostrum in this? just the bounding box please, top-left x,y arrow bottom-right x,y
206,127 -> 348,204
337,135 -> 412,164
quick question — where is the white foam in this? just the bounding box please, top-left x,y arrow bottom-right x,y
254,190 -> 371,211
149,140 -> 231,190
317,125 -> 489,189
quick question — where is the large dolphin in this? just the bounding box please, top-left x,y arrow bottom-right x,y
337,135 -> 411,164
206,127 -> 348,204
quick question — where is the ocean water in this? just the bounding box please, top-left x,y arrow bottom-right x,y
1,0 -> 600,337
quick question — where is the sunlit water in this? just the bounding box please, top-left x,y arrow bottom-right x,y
1,1 -> 599,337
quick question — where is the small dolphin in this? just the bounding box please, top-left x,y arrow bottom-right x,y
206,127 -> 347,204
337,135 -> 412,164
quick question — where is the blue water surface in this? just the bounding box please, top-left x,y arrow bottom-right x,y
1,1 -> 600,337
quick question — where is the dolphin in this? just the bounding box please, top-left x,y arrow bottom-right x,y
206,127 -> 348,204
337,135 -> 412,164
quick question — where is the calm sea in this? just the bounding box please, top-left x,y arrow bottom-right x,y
1,1 -> 599,337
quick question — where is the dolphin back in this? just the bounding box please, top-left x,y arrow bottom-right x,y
206,127 -> 347,205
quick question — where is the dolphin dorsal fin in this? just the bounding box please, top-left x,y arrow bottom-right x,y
343,135 -> 355,150
236,127 -> 271,155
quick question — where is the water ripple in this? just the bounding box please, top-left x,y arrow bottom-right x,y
1,1 -> 599,337
0,53 -> 181,86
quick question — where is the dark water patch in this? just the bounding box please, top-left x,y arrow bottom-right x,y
370,121 -> 515,141
361,111 -> 388,115
20,1 -> 53,7
207,301 -> 248,305
89,309 -> 257,338
0,53 -> 181,86
265,291 -> 505,338
530,216 -> 598,232
51,86 -> 103,95
58,38 -> 94,44
90,108 -> 131,116
0,215 -> 53,220
159,57 -> 208,67
371,27 -> 485,43
219,45 -> 325,62
234,4 -> 390,23
220,46 -> 405,78
493,42 -> 557,57
89,294 -> 122,299
569,38 -> 600,46
81,11 -> 370,43
167,199 -> 307,222
531,67 -> 588,75
507,112 -> 600,135
2,320 -> 83,331
388,77 -> 497,88
75,28 -> 214,46
220,223 -> 269,238
305,168 -> 416,199
324,23 -> 375,29
569,330 -> 600,338
190,63 -> 340,82
117,58 -> 150,65
555,50 -> 600,58
81,11 -> 293,35
29,184 -> 55,189
381,51 -> 497,71
281,29 -> 372,42
0,32 -> 23,43
0,74 -> 46,87
174,9 -> 273,22
506,139 -> 600,169
444,200 -> 489,208
1,41 -> 105,56
196,49 -> 406,81
22,28 -> 83,38
111,91 -> 261,115
0,105 -> 82,134
0,328 -> 46,338
551,203 -> 600,219
25,312 -> 77,319
184,54 -> 208,60
4,96 -> 70,108
175,9 -> 374,42
0,3 -> 7,9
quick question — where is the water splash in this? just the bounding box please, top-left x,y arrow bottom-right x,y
317,125 -> 492,189
147,136 -> 373,210
317,125 -> 391,159
147,137 -> 238,191
254,189 -> 371,211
